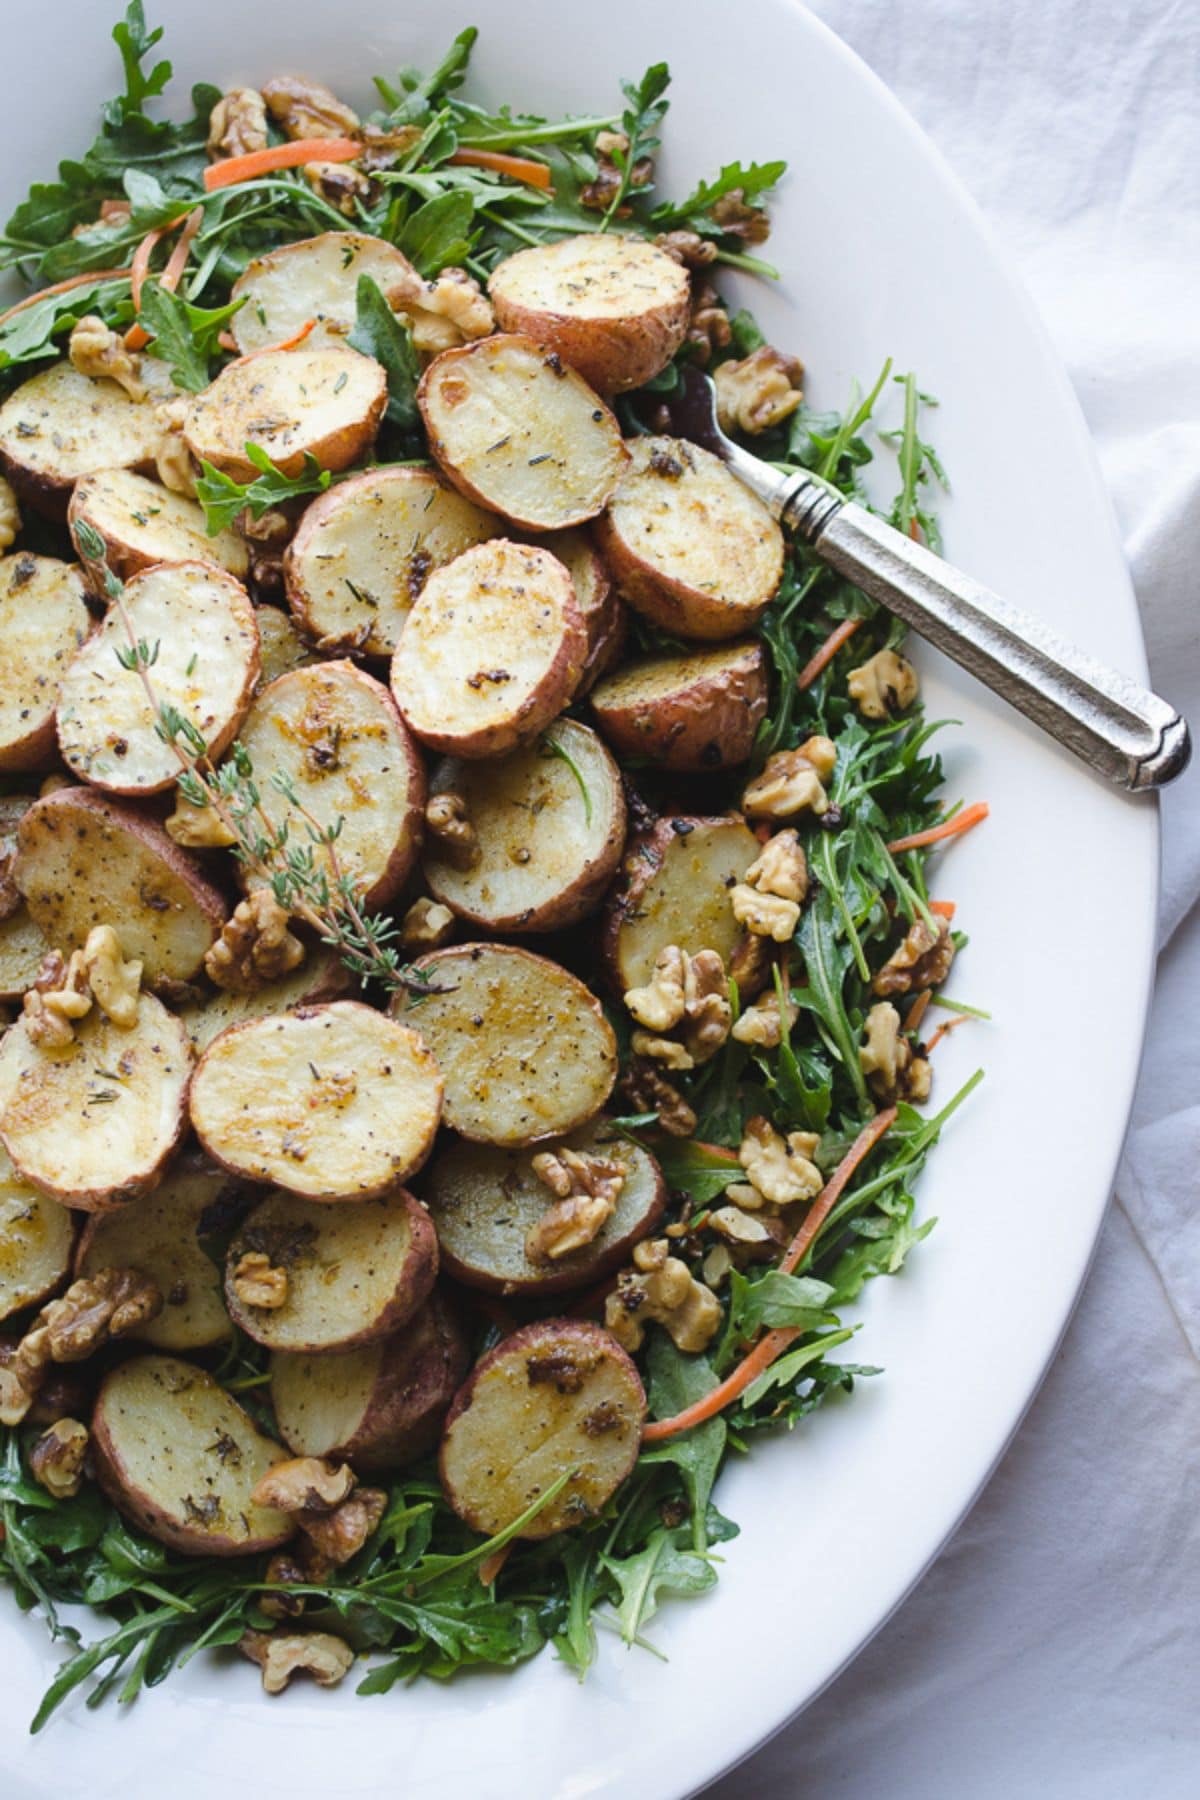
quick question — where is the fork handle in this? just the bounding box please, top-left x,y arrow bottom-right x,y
727,451 -> 1189,792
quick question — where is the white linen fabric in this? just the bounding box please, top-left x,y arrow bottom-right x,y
711,2 -> 1200,1793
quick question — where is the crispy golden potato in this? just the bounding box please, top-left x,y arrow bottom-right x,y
489,234 -> 690,393
597,436 -> 784,639
439,1319 -> 645,1537
183,346 -> 386,482
0,554 -> 91,772
590,639 -> 768,770
0,1146 -> 74,1322
0,359 -> 176,516
603,814 -> 761,991
68,468 -> 249,584
92,1355 -> 293,1556
255,604 -> 318,686
229,231 -> 417,353
390,539 -> 585,758
529,527 -> 625,696
419,334 -> 628,530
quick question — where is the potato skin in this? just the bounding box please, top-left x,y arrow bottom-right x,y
0,554 -> 92,772
0,359 -> 176,518
590,640 -> 768,771
183,347 -> 386,482
67,469 -> 250,585
270,1292 -> 470,1470
439,1319 -> 646,1538
601,813 -> 762,994
0,1148 -> 75,1323
489,234 -> 691,394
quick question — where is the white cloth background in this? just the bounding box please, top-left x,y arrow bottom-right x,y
711,3 -> 1200,1794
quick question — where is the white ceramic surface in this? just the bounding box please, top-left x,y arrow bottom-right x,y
0,3 -> 1157,1797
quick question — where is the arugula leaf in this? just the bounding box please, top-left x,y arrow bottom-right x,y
374,27 -> 478,123
552,1537 -> 602,1678
598,62 -> 671,228
652,1137 -> 742,1207
602,1527 -> 716,1644
194,447 -> 333,536
0,277 -> 133,376
137,284 -> 245,391
397,191 -> 476,275
349,275 -> 421,432
742,1327 -> 857,1409
639,1335 -> 725,1552
107,2 -> 171,126
652,158 -> 787,229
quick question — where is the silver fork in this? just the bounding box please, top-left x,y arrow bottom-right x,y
644,368 -> 1189,792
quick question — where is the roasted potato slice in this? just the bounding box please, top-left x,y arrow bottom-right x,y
0,1146 -> 74,1322
190,1002 -> 443,1201
57,560 -> 259,796
590,640 -> 768,770
0,554 -> 91,771
489,234 -> 690,394
0,359 -> 176,516
393,944 -> 616,1147
270,1294 -> 469,1469
0,992 -> 192,1210
183,347 -> 386,482
0,908 -> 51,1002
532,527 -> 625,696
423,720 -> 625,933
225,1187 -> 437,1353
390,539 -> 585,758
423,1121 -> 666,1296
284,465 -> 501,656
229,231 -> 417,354
74,1159 -> 238,1351
14,786 -> 226,983
180,945 -> 349,1054
597,436 -> 785,639
419,334 -> 628,530
92,1355 -> 293,1556
603,813 -> 760,992
68,469 -> 249,584
255,604 -> 317,686
439,1319 -> 645,1538
233,661 -> 424,908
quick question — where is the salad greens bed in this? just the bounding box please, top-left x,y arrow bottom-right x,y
0,6 -> 984,1730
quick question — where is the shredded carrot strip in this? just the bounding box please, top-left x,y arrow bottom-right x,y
796,617 -> 862,691
903,990 -> 931,1035
477,1543 -> 513,1587
909,518 -> 921,543
129,228 -> 166,319
449,148 -> 553,189
925,1014 -> 972,1054
642,1108 -> 897,1442
125,208 -> 203,349
236,317 -> 317,359
203,138 -> 362,192
928,899 -> 957,920
887,802 -> 989,856
0,267 -> 133,332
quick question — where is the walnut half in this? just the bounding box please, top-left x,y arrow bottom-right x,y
239,1629 -> 355,1695
526,1149 -> 626,1263
205,890 -> 305,993
28,1418 -> 89,1499
0,1268 -> 162,1426
605,1239 -> 721,1353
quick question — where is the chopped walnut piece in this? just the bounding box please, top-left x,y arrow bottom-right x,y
681,949 -> 731,1063
28,1418 -> 89,1499
251,1456 -> 356,1514
731,985 -> 798,1049
738,1115 -> 823,1207
706,1205 -> 773,1246
207,86 -> 268,160
711,188 -> 772,245
205,890 -> 306,993
747,830 -> 808,903
730,886 -> 798,943
526,1148 -> 626,1263
702,1242 -> 733,1287
630,1030 -> 695,1071
299,1487 -> 386,1565
359,122 -> 424,174
605,1238 -> 721,1353
305,161 -> 373,215
21,948 -> 92,1048
239,1629 -> 355,1695
0,476 -> 19,551
68,315 -> 146,401
153,396 -> 197,496
715,347 -> 804,436
399,896 -> 455,952
261,75 -> 361,141
654,229 -> 718,268
0,1268 -> 162,1425
626,946 -> 729,1064
742,736 -> 836,821
260,1550 -> 310,1620
685,279 -> 732,365
236,504 -> 295,591
624,944 -> 687,1033
618,1059 -> 697,1138
81,925 -> 142,1029
859,1000 -> 931,1103
580,131 -> 653,213
847,648 -> 919,720
872,916 -> 955,998
425,792 -> 479,869
165,794 -> 238,848
232,1251 -> 289,1310
389,265 -> 494,354
728,930 -> 773,995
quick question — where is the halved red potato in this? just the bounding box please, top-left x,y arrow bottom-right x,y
57,561 -> 260,796
74,1158 -> 238,1351
0,1146 -> 75,1322
68,468 -> 249,584
255,604 -> 317,686
596,436 -> 785,639
92,1355 -> 293,1556
180,945 -> 349,1054
532,527 -> 625,695
183,347 -> 387,483
233,661 -> 425,908
603,813 -> 760,991
270,1294 -> 469,1469
0,908 -> 50,1002
423,1121 -> 666,1297
0,554 -> 91,771
423,720 -> 626,933
190,1002 -> 443,1201
590,640 -> 768,771
392,944 -> 616,1147
284,465 -> 501,657
229,231 -> 418,354
390,539 -> 585,759
0,359 -> 176,516
0,992 -> 192,1210
419,334 -> 628,530
225,1187 -> 437,1353
14,786 -> 226,983
439,1319 -> 645,1538
489,234 -> 691,394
